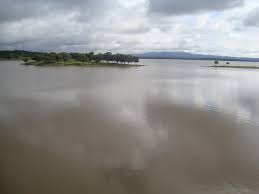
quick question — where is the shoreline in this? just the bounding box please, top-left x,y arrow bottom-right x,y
207,65 -> 259,69
23,61 -> 145,67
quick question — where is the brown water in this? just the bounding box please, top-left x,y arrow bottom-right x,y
1,59 -> 259,194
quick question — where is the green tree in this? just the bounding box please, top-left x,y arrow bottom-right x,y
134,56 -> 139,63
87,52 -> 95,61
94,53 -> 103,63
23,58 -> 29,63
60,52 -> 71,62
104,52 -> 112,63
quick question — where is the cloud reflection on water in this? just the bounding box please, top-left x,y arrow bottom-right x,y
1,59 -> 259,194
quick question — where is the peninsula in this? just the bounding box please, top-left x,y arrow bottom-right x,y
0,50 -> 141,67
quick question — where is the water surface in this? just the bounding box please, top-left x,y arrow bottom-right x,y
1,59 -> 259,194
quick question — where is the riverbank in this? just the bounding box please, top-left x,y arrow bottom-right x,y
0,58 -> 21,61
23,60 -> 144,67
208,65 -> 259,69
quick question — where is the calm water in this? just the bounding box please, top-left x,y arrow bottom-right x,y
1,59 -> 259,194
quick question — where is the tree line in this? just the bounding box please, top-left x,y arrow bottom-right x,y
0,50 -> 139,64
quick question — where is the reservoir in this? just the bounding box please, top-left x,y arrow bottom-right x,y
1,59 -> 259,194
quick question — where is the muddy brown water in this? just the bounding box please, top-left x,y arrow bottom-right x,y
1,59 -> 259,194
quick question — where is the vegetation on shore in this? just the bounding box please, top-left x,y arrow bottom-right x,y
209,65 -> 259,69
0,50 -> 141,67
25,60 -> 143,67
209,61 -> 259,69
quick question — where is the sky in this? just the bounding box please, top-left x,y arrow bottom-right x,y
0,0 -> 259,57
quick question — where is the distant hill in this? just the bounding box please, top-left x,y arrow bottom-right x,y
135,51 -> 259,62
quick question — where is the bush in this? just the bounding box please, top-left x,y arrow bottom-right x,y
23,58 -> 29,63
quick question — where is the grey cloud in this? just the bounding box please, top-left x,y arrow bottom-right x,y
0,0 -> 152,52
148,0 -> 243,15
244,8 -> 259,27
0,0 -> 114,23
1,0 -> 259,55
0,0 -> 124,51
0,0 -> 47,22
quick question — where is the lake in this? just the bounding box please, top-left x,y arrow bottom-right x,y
1,59 -> 259,194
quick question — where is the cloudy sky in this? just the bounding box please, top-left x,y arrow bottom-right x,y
1,0 -> 259,56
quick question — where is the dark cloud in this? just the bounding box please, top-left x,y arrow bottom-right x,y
148,0 -> 244,15
244,8 -> 259,27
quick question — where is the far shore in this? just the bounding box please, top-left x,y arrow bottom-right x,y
23,61 -> 145,67
0,58 -> 22,61
208,65 -> 259,69
0,51 -> 143,67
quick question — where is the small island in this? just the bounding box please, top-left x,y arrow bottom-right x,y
208,61 -> 259,69
0,50 -> 142,67
209,65 -> 259,69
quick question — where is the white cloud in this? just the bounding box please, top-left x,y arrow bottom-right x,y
0,0 -> 259,57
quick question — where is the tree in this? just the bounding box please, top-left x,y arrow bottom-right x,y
94,53 -> 103,63
87,52 -> 95,61
134,56 -> 139,63
104,52 -> 112,63
55,53 -> 63,61
32,54 -> 44,61
60,52 -> 71,62
23,58 -> 29,63
114,54 -> 120,63
44,56 -> 56,64
0,50 -> 138,65
80,54 -> 89,62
